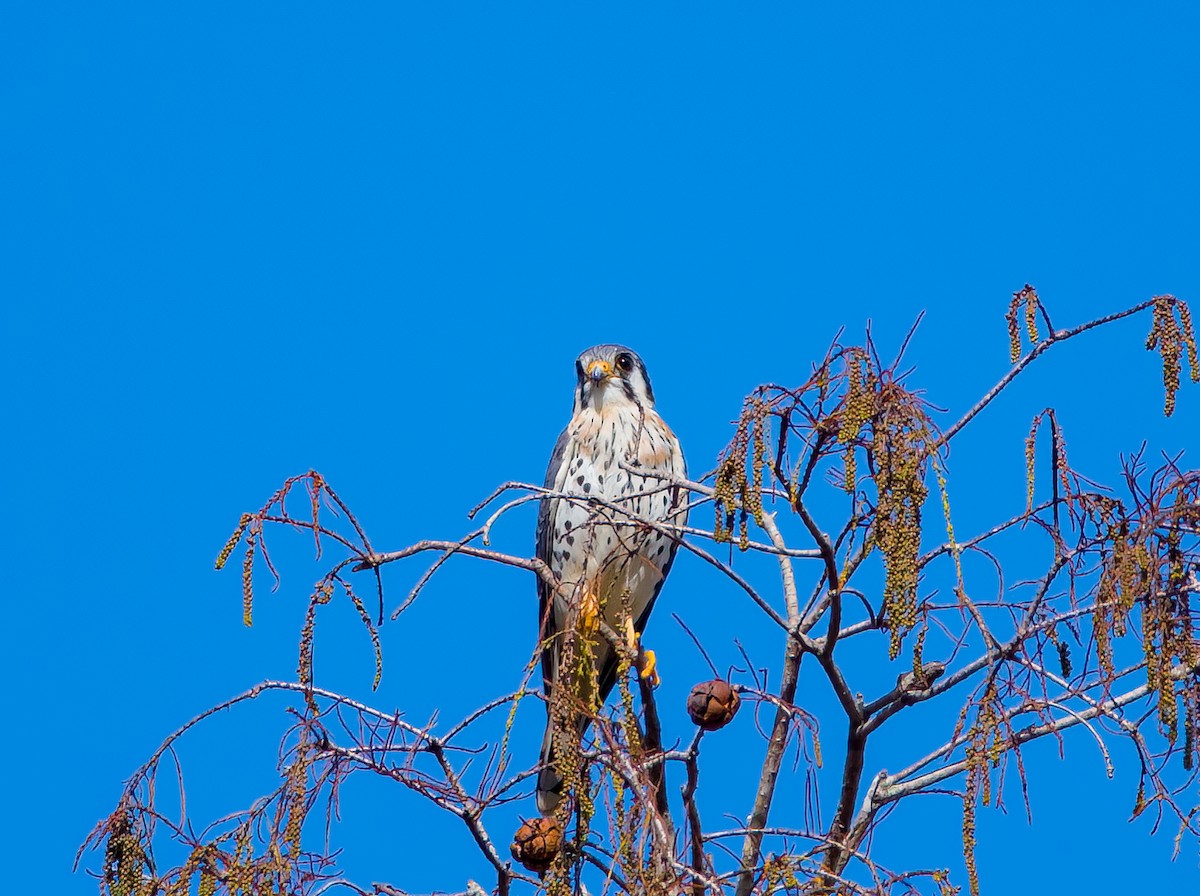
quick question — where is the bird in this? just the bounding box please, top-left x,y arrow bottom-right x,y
534,344 -> 688,816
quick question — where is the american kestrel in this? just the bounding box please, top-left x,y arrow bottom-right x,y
535,344 -> 688,815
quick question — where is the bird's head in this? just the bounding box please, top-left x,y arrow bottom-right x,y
572,344 -> 656,414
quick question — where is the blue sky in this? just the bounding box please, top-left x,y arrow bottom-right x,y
4,4 -> 1198,893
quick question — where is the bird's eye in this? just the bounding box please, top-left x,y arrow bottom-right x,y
615,352 -> 634,373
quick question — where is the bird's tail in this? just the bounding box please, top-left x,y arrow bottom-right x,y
536,722 -> 563,816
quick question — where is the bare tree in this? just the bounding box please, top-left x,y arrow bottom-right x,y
80,289 -> 1200,896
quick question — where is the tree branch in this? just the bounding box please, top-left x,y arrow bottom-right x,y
936,299 -> 1158,448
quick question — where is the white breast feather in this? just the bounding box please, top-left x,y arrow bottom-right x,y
547,403 -> 686,642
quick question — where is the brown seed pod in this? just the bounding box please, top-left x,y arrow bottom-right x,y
687,679 -> 741,731
510,816 -> 563,874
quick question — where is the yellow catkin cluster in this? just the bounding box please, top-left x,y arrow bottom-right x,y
284,749 -> 310,854
1095,517 -> 1147,683
224,863 -> 251,895
225,828 -> 254,894
713,396 -> 770,548
934,869 -> 957,896
1055,429 -> 1073,502
197,866 -> 216,896
987,725 -> 1005,769
1005,300 -> 1021,362
1158,678 -> 1179,743
1135,521 -> 1195,742
1147,546 -> 1185,743
961,684 -> 998,896
748,403 -> 768,547
1183,681 -> 1198,771
547,609 -> 601,843
340,578 -> 384,690
840,348 -> 874,493
912,625 -> 927,684
610,593 -> 663,894
1180,300 -> 1200,377
961,752 -> 980,896
932,465 -> 966,615
873,396 -> 930,659
610,770 -> 637,888
762,855 -> 800,896
546,867 -> 570,896
1024,287 -> 1040,346
596,587 -> 677,896
215,513 -> 251,570
976,708 -> 996,808
214,511 -> 262,626
1145,294 -> 1200,416
104,812 -> 146,896
308,470 -> 324,554
242,537 -> 256,627
1024,409 -> 1069,515
1093,598 -> 1113,681
167,846 -> 215,896
1104,521 -> 1143,615
1005,284 -> 1040,362
297,583 -> 333,712
712,433 -> 747,543
1023,416 -> 1040,512
616,595 -> 642,754
1145,590 -> 1178,741
544,764 -> 593,893
196,851 -> 216,896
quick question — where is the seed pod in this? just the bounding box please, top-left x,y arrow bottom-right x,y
510,816 -> 562,874
687,679 -> 741,731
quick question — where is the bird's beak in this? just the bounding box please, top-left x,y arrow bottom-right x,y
587,359 -> 614,384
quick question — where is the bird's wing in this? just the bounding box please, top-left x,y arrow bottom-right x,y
536,425 -> 574,697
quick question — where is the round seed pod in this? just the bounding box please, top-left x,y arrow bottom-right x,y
687,679 -> 741,731
510,816 -> 562,874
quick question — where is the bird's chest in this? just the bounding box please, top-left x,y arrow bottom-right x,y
550,409 -> 677,577
564,411 -> 670,510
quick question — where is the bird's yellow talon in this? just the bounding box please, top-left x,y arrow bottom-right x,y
626,620 -> 659,684
638,646 -> 660,687
580,591 -> 600,634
